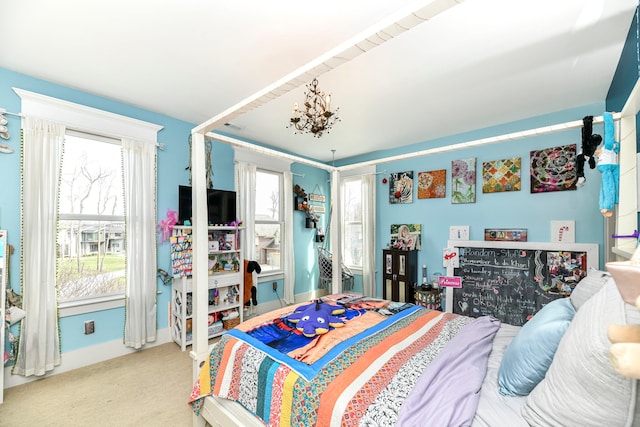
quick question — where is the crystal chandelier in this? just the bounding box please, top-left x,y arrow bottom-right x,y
288,78 -> 340,137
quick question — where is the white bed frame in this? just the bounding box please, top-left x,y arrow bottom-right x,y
188,1 -> 640,424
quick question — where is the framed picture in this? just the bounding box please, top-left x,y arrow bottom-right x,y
530,144 -> 577,193
451,158 -> 476,204
390,224 -> 422,251
389,171 -> 414,204
482,157 -> 521,193
417,169 -> 446,199
385,253 -> 393,274
484,228 -> 528,242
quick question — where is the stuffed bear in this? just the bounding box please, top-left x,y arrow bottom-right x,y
576,115 -> 602,187
608,294 -> 640,379
607,248 -> 640,380
287,299 -> 345,337
596,112 -> 619,218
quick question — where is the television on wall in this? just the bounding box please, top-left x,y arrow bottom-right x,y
178,185 -> 237,226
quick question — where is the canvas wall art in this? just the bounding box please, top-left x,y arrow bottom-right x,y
389,171 -> 414,204
530,144 -> 577,193
482,157 -> 521,193
417,169 -> 446,199
451,158 -> 476,204
390,224 -> 422,251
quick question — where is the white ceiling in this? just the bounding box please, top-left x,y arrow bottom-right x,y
1,0 -> 637,163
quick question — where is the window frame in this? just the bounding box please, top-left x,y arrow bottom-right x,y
254,168 -> 284,277
341,176 -> 364,273
14,88 -> 162,317
57,130 -> 127,306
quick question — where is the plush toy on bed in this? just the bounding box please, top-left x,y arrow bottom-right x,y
596,112 -> 620,218
607,245 -> 640,379
576,115 -> 602,187
287,299 -> 346,337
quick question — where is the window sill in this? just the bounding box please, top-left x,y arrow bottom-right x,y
257,271 -> 284,282
59,294 -> 125,317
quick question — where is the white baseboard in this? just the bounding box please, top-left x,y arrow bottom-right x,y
3,327 -> 171,390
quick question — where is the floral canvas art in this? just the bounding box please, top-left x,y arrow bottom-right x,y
418,169 -> 446,199
530,144 -> 577,193
389,171 -> 414,204
482,157 -> 521,193
451,158 -> 476,204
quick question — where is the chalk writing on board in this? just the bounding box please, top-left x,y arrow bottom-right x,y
453,247 -> 587,326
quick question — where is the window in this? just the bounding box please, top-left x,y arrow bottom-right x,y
57,132 -> 126,302
254,169 -> 283,273
342,177 -> 363,269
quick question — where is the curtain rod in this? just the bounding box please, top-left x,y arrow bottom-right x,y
0,107 -> 165,150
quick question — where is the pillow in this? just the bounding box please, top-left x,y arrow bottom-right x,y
497,297 -> 575,396
522,280 -> 639,427
570,267 -> 612,310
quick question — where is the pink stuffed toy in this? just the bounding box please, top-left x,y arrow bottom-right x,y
157,209 -> 178,243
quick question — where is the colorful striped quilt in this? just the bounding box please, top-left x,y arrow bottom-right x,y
189,299 -> 499,426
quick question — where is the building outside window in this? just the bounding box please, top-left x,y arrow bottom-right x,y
254,169 -> 283,274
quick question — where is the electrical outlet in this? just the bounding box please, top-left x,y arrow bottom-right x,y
272,282 -> 277,292
84,320 -> 95,335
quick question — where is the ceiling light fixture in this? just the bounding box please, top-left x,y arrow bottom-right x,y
288,78 -> 340,138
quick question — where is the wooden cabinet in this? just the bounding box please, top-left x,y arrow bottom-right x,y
170,226 -> 243,351
382,249 -> 417,303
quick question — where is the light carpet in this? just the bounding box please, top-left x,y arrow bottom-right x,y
0,342 -> 201,426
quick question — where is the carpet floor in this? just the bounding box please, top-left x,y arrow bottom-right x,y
0,342 -> 201,426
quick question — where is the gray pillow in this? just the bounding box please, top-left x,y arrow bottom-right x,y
569,267 -> 612,310
522,280 -> 639,426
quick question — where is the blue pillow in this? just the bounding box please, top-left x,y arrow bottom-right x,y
498,298 -> 575,396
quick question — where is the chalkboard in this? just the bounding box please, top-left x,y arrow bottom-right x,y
445,241 -> 599,326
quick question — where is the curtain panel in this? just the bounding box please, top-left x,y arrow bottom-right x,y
122,138 -> 157,349
14,117 -> 65,376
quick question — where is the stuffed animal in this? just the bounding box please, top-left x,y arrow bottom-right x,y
607,246 -> 640,379
608,294 -> 640,379
576,115 -> 602,187
597,112 -> 620,217
287,299 -> 346,337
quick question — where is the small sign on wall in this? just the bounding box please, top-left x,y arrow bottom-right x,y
438,276 -> 462,288
550,220 -> 575,243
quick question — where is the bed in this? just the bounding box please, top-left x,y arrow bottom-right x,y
188,268 -> 640,427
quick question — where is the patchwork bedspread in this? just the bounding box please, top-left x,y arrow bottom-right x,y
189,296 -> 500,427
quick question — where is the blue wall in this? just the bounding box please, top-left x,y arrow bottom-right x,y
369,104 -> 606,297
0,68 -> 236,353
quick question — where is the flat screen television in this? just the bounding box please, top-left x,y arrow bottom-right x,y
178,185 -> 237,226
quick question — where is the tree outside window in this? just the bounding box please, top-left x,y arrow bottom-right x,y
57,133 -> 126,302
342,178 -> 363,269
254,170 -> 283,273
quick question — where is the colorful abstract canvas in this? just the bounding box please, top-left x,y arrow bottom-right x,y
417,169 -> 446,199
451,158 -> 476,204
389,171 -> 414,204
530,144 -> 577,193
482,157 -> 521,193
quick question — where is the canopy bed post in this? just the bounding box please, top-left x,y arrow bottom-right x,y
613,76 -> 640,259
190,130 -> 209,427
330,169 -> 342,293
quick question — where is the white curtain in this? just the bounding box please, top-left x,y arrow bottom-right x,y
235,161 -> 256,261
283,171 -> 295,304
122,138 -> 157,349
14,117 -> 65,376
361,174 -> 376,297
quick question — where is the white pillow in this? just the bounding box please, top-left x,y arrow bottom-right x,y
569,267 -> 612,310
522,280 -> 639,426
